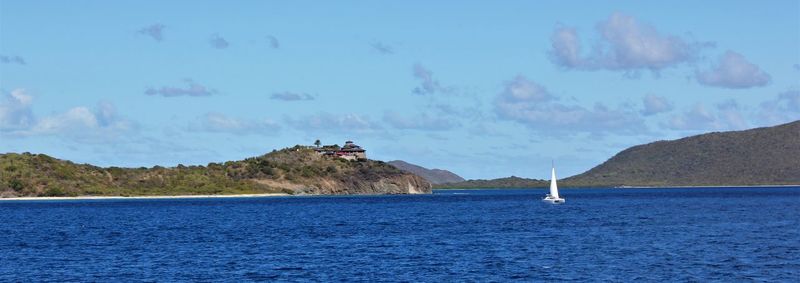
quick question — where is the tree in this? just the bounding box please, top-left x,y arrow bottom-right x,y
314,139 -> 321,148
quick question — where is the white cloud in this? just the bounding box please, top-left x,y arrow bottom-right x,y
1,89 -> 135,141
194,112 -> 280,135
696,50 -> 771,89
383,111 -> 459,131
9,88 -> 33,106
0,89 -> 35,131
33,107 -> 100,133
549,26 -> 582,68
502,75 -> 556,103
549,12 -> 707,73
31,103 -> 134,140
641,94 -> 674,116
494,76 -> 647,136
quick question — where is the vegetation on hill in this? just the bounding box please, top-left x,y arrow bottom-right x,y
0,146 -> 430,197
387,160 -> 465,184
435,176 -> 547,189
565,120 -> 800,187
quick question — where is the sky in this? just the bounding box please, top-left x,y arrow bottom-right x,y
1,1 -> 799,179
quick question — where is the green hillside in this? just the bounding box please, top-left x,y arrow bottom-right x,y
565,120 -> 800,187
0,146 -> 430,197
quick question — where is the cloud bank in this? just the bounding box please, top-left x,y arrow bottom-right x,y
286,112 -> 383,134
383,111 -> 458,131
494,76 -> 647,136
270,92 -> 315,101
1,89 -> 135,141
757,90 -> 800,125
662,101 -> 749,131
145,79 -> 217,97
194,112 -> 280,135
549,12 -> 708,73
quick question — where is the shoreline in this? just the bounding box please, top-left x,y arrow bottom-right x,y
607,184 -> 800,189
434,184 -> 800,190
0,193 -> 291,201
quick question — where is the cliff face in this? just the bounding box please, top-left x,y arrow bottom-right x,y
387,160 -> 464,185
565,120 -> 800,187
0,146 -> 432,197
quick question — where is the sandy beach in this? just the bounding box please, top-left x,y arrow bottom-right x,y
0,193 -> 291,201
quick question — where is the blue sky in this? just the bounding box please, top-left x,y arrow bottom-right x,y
1,1 -> 799,179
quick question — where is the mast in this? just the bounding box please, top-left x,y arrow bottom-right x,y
549,165 -> 559,198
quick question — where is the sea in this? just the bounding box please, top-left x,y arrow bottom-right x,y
1,187 -> 799,282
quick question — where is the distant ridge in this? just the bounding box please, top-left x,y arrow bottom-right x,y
566,120 -> 800,187
435,176 -> 547,189
387,160 -> 465,185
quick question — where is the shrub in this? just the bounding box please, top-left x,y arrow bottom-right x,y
326,165 -> 337,174
261,167 -> 276,176
8,179 -> 24,192
43,186 -> 66,197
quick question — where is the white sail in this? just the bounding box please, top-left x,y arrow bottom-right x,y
549,167 -> 559,198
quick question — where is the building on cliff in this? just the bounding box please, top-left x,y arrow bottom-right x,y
314,140 -> 367,161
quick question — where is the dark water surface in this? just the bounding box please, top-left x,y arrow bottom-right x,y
1,187 -> 799,281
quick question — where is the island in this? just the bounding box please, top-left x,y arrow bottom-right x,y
0,141 -> 431,198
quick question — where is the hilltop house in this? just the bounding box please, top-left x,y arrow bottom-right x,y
314,140 -> 367,161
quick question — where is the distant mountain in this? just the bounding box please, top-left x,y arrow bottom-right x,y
566,120 -> 800,187
434,176 -> 547,189
0,146 -> 431,198
387,160 -> 465,184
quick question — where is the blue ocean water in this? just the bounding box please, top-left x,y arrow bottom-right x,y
1,187 -> 799,281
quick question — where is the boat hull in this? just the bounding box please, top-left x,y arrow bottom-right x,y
542,197 -> 565,204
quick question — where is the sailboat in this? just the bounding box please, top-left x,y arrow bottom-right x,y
542,164 -> 565,204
